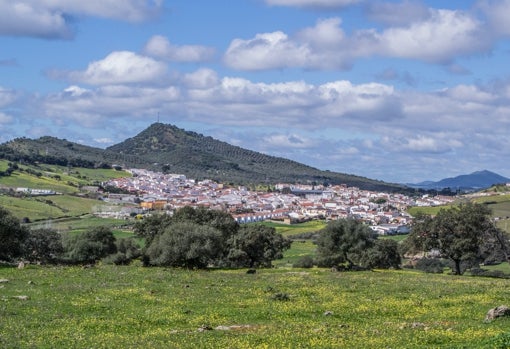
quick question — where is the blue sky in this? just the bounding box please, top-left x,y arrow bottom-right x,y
1,0 -> 510,184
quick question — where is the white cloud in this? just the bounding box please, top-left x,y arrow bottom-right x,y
379,9 -> 488,64
0,87 -> 18,107
65,51 -> 168,85
44,84 -> 180,127
478,0 -> 510,35
144,35 -> 215,62
265,0 -> 360,8
0,0 -> 162,38
365,1 -> 429,26
224,31 -> 309,70
263,133 -> 317,148
0,112 -> 13,124
183,69 -> 219,89
225,9 -> 491,71
0,1 -> 70,39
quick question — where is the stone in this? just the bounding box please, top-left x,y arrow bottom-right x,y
13,295 -> 29,301
485,305 -> 510,322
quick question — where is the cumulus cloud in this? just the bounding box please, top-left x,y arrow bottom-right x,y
0,0 -> 162,39
478,0 -> 510,36
265,0 -> 361,9
62,51 -> 168,85
0,87 -> 18,107
365,1 -> 429,26
0,112 -> 13,124
225,8 -> 491,71
144,35 -> 215,62
182,68 -> 219,89
378,9 -> 488,64
263,133 -> 317,148
43,84 -> 180,127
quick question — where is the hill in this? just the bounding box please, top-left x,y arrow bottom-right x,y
1,123 -> 406,192
408,170 -> 510,191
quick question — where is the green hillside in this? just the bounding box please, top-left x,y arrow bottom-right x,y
0,123 -> 408,192
0,160 -> 130,222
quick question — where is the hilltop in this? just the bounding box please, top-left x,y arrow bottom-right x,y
1,123 -> 406,192
408,170 -> 510,191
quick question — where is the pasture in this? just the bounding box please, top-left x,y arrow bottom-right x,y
1,265 -> 509,348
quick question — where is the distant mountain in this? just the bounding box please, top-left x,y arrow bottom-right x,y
407,170 -> 510,191
0,123 -> 407,192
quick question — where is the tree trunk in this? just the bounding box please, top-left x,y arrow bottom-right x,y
453,259 -> 462,275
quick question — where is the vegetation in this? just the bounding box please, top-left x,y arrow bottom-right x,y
315,219 -> 401,270
1,265 -> 510,348
403,203 -> 509,275
137,206 -> 291,269
0,206 -> 28,261
0,123 -> 408,190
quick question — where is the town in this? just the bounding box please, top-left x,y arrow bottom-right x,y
101,169 -> 456,235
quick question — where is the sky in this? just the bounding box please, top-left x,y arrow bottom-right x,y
1,0 -> 510,184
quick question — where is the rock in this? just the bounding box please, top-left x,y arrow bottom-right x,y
215,325 -> 232,331
323,310 -> 334,316
485,305 -> 510,322
17,261 -> 25,269
0,279 -> 9,283
197,325 -> 213,332
13,295 -> 29,301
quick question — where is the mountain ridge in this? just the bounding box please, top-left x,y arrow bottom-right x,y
1,123 -> 405,192
407,170 -> 510,191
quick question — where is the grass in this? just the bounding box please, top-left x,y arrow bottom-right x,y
259,220 -> 327,237
0,265 -> 509,348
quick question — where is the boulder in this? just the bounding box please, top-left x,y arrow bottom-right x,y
485,305 -> 510,322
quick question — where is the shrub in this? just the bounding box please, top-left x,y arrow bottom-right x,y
293,255 -> 314,268
415,258 -> 445,274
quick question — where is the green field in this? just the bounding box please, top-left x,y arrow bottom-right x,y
260,220 -> 327,237
1,265 -> 509,348
0,162 -> 131,222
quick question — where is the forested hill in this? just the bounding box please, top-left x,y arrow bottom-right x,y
0,123 -> 406,191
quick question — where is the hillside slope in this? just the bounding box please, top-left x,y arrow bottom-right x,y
1,123 -> 406,191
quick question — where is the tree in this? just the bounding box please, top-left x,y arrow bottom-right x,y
405,203 -> 494,275
134,213 -> 173,246
315,219 -> 375,269
227,224 -> 291,268
24,228 -> 63,264
62,226 -> 117,264
0,206 -> 28,262
145,222 -> 223,268
360,239 -> 401,269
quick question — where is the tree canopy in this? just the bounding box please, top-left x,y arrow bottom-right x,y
315,219 -> 376,269
140,206 -> 290,269
404,203 -> 503,275
0,206 -> 28,262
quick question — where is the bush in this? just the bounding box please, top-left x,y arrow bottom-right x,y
415,258 -> 445,274
62,226 -> 117,264
293,255 -> 314,268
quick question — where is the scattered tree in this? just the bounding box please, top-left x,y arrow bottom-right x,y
404,203 -> 496,275
315,219 -> 375,269
0,206 -> 28,262
24,228 -> 63,264
145,221 -> 223,268
228,224 -> 291,268
62,226 -> 117,264
361,239 -> 401,269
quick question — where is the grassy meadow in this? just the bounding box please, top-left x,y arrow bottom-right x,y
1,265 -> 510,349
